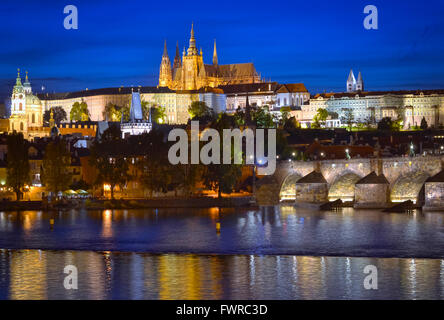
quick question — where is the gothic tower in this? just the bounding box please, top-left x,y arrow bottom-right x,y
356,71 -> 364,91
181,23 -> 204,90
158,40 -> 172,87
346,69 -> 356,92
213,39 -> 218,66
173,41 -> 182,69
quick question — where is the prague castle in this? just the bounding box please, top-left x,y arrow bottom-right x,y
159,24 -> 261,90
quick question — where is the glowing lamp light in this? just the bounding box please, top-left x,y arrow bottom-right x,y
103,184 -> 111,191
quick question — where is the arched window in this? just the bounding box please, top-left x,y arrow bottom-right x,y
11,123 -> 14,131
32,113 -> 35,123
20,122 -> 24,131
19,103 -> 22,111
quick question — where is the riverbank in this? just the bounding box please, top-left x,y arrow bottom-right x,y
0,196 -> 256,211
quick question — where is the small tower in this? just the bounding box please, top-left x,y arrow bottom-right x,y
346,69 -> 356,92
23,71 -> 32,94
213,39 -> 218,66
49,107 -> 55,128
356,71 -> 364,91
158,40 -> 172,87
173,41 -> 182,69
11,68 -> 25,114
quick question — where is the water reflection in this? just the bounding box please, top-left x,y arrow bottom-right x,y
1,250 -> 443,300
0,207 -> 444,258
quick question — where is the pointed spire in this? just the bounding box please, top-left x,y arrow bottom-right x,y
347,69 -> 356,82
213,39 -> 218,65
162,39 -> 169,57
173,41 -> 182,69
16,68 -> 22,86
357,71 -> 362,82
187,22 -> 198,55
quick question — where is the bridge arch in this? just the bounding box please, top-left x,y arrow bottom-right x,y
279,173 -> 303,201
390,171 -> 430,204
328,172 -> 362,202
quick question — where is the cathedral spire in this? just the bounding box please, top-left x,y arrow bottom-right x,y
159,40 -> 172,87
213,39 -> 218,66
187,22 -> 198,55
346,69 -> 356,92
173,41 -> 181,69
162,39 -> 168,57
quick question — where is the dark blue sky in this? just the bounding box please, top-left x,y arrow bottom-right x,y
1,0 -> 443,100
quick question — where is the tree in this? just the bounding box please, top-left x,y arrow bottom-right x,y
89,127 -> 130,199
313,108 -> 328,126
188,101 -> 213,121
138,129 -> 174,197
41,140 -> 72,195
150,106 -> 167,124
103,103 -> 122,121
280,106 -> 292,123
70,101 -> 90,122
251,106 -> 275,128
420,117 -> 428,130
6,132 -> 30,201
377,117 -> 393,131
343,108 -> 354,131
43,107 -> 67,125
202,113 -> 242,198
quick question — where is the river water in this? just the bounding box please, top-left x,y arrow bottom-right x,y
0,206 -> 443,299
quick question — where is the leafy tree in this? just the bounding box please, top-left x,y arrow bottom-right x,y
103,103 -> 122,121
343,108 -> 354,131
70,179 -> 90,191
251,106 -> 275,128
150,106 -> 167,124
70,101 -> 90,122
283,116 -> 299,130
188,101 -> 214,121
43,107 -> 67,125
313,108 -> 328,127
377,117 -> 394,131
280,106 -> 292,123
233,107 -> 245,126
202,113 -> 242,198
89,127 -> 130,199
420,117 -> 428,130
41,140 -> 72,195
6,132 -> 30,201
138,129 -> 173,197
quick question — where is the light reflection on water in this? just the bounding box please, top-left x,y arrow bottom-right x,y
0,207 -> 443,258
0,249 -> 443,300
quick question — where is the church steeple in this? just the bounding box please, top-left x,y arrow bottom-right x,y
356,71 -> 364,91
213,39 -> 218,66
187,22 -> 198,56
16,68 -> 22,86
173,41 -> 181,69
162,39 -> 168,57
346,69 -> 356,92
159,40 -> 172,87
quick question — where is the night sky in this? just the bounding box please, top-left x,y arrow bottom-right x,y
0,0 -> 443,100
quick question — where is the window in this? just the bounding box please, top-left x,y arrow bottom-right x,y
32,113 -> 35,123
19,103 -> 22,111
20,122 -> 24,131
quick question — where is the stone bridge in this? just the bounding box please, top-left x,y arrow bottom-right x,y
256,156 -> 444,207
